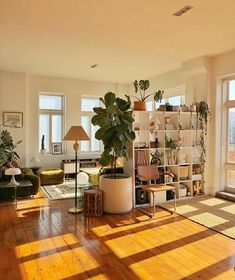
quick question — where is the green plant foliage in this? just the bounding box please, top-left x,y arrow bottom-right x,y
0,130 -> 21,175
165,135 -> 179,151
133,80 -> 164,102
92,92 -> 135,178
196,101 -> 211,181
150,150 -> 163,165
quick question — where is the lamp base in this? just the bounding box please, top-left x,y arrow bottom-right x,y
8,175 -> 20,186
68,206 -> 83,214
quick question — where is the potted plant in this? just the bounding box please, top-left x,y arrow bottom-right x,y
165,102 -> 174,112
133,80 -> 164,111
150,150 -> 163,166
0,130 -> 22,177
91,92 -> 136,213
165,135 -> 179,165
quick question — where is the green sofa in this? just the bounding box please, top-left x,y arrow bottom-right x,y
0,168 -> 40,201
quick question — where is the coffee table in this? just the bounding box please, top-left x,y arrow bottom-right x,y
0,180 -> 33,208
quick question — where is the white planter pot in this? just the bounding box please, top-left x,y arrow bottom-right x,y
100,175 -> 132,214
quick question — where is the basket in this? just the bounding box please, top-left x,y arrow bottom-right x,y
179,166 -> 189,180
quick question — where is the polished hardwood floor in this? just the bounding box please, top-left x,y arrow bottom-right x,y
0,194 -> 235,280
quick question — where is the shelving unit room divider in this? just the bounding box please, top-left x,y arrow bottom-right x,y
125,110 -> 206,208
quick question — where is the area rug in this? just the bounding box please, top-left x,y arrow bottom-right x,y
163,196 -> 235,239
41,180 -> 90,200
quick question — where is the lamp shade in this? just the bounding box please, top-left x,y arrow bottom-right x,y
31,156 -> 40,164
5,167 -> 21,176
63,126 -> 90,141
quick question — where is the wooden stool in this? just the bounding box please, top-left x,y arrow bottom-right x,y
83,189 -> 103,216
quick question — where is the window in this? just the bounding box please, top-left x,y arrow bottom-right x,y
39,93 -> 64,153
155,95 -> 185,109
146,95 -> 185,111
81,97 -> 101,152
225,80 -> 235,162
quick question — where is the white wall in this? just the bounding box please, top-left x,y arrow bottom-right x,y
0,72 -> 27,167
0,71 -> 127,168
209,49 -> 235,193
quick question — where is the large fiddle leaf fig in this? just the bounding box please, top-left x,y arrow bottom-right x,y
92,92 -> 135,178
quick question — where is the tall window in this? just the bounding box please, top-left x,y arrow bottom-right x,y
81,97 -> 101,152
39,93 -> 64,153
222,78 -> 235,188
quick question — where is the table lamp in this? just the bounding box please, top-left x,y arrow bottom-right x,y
63,126 -> 90,214
5,167 -> 21,186
31,156 -> 40,167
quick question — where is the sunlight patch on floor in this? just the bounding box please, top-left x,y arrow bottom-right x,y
190,213 -> 228,227
104,220 -> 207,259
220,204 -> 235,214
92,212 -> 176,237
221,226 -> 235,236
171,205 -> 198,214
129,236 -> 228,280
200,198 -> 226,206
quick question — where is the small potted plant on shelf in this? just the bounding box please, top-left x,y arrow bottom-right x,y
133,80 -> 164,111
165,102 -> 174,112
165,135 -> 179,165
91,91 -> 136,214
150,150 -> 163,166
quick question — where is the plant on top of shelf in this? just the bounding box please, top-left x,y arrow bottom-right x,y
133,80 -> 164,110
196,101 -> 211,181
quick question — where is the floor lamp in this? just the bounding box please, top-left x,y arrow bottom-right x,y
63,126 -> 90,214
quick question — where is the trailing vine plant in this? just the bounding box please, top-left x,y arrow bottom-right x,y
196,101 -> 211,181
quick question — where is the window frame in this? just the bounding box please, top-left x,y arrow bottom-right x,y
39,92 -> 65,154
80,96 -> 102,153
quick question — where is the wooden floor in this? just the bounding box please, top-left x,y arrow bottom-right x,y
0,194 -> 235,280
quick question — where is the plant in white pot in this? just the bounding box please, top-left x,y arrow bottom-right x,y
91,92 -> 135,213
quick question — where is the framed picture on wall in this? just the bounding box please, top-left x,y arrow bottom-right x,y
3,112 -> 23,127
52,142 -> 62,155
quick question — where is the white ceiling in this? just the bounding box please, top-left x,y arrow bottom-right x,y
1,0 -> 235,83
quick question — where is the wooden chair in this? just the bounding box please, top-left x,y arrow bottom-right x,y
136,165 -> 176,218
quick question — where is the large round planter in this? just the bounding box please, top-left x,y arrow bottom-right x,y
100,175 -> 132,214
133,101 -> 146,111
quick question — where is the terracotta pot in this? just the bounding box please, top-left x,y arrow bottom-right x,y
133,101 -> 146,111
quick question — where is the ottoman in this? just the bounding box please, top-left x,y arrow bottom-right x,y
37,168 -> 64,185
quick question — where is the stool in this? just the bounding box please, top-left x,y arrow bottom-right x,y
37,168 -> 64,185
83,189 -> 103,216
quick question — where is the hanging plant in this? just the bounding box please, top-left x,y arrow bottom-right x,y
196,101 -> 211,181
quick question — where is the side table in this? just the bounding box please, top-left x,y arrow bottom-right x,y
83,189 -> 103,216
0,180 -> 32,208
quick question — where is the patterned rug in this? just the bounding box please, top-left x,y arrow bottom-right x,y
163,196 -> 235,240
41,180 -> 91,200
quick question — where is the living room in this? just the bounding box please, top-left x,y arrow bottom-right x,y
0,1 -> 235,279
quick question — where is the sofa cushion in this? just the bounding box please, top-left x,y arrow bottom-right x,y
37,168 -> 64,185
